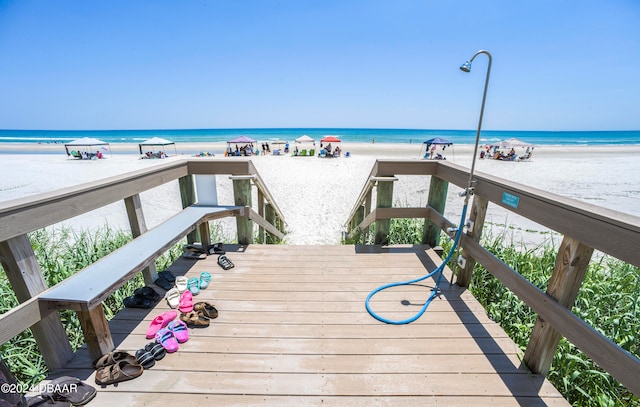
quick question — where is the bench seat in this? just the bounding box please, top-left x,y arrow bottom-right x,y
40,205 -> 242,312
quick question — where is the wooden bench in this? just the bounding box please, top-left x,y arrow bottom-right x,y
39,205 -> 243,360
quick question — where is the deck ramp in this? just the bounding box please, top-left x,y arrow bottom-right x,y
51,244 -> 568,406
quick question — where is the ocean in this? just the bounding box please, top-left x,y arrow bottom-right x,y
0,128 -> 639,146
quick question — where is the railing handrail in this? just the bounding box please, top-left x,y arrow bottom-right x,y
0,158 -> 285,242
346,159 -> 640,266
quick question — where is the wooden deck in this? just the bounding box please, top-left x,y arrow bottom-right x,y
49,244 -> 568,406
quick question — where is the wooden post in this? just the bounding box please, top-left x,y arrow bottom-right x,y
265,204 -> 276,244
456,195 -> 488,287
232,176 -> 253,245
363,189 -> 373,244
77,307 -> 114,362
373,178 -> 395,245
0,236 -> 73,369
199,222 -> 211,249
124,194 -> 157,285
352,204 -> 365,243
422,176 -> 449,247
523,236 -> 594,375
257,191 -> 265,244
178,175 -> 199,244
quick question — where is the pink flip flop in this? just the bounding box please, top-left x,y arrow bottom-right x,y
178,290 -> 193,313
155,328 -> 179,353
168,320 -> 189,343
145,310 -> 177,339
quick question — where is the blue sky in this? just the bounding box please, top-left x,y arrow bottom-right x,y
0,0 -> 638,131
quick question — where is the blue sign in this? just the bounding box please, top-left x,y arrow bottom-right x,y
502,192 -> 520,208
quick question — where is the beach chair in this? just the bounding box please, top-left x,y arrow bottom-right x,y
309,149 -> 315,156
345,151 -> 351,157
301,149 -> 307,156
319,149 -> 326,158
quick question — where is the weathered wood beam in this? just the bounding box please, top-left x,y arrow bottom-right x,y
456,195 -> 488,287
523,237 -> 594,376
124,194 -> 157,285
422,176 -> 449,247
231,176 -> 254,245
0,235 -> 73,369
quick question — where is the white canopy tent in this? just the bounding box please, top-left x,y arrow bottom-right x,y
295,135 -> 315,144
138,137 -> 177,157
64,137 -> 111,159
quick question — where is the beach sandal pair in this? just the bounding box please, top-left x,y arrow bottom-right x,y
93,351 -> 143,386
146,310 -> 177,339
155,320 -> 189,353
28,376 -> 96,406
95,360 -> 144,386
217,255 -> 234,270
180,310 -> 210,327
122,286 -> 161,309
184,243 -> 225,255
179,290 -> 193,313
134,342 -> 167,369
154,270 -> 176,290
180,301 -> 218,328
185,272 -> 211,296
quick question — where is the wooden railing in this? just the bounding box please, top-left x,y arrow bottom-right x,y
344,159 -> 640,397
0,158 -> 285,369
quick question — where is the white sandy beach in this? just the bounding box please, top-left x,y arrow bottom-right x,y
0,142 -> 638,247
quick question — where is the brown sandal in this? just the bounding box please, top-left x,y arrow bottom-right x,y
95,360 -> 143,385
93,350 -> 137,369
180,311 -> 210,327
193,302 -> 218,319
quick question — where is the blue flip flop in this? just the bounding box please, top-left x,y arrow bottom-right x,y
187,277 -> 200,295
199,272 -> 211,289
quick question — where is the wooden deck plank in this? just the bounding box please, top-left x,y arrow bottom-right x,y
45,244 -> 567,405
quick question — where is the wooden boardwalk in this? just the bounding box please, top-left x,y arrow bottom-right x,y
49,244 -> 568,406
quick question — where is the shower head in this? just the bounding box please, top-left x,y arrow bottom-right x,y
460,61 -> 472,72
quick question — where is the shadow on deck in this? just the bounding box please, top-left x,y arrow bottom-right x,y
46,244 -> 568,406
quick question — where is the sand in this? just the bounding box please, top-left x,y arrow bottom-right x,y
1,142 -> 638,246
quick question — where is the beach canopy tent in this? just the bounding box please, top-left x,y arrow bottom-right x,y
421,137 -> 453,160
320,135 -> 341,143
295,135 -> 315,144
423,137 -> 453,147
64,137 -> 111,158
490,137 -> 533,149
138,137 -> 177,156
227,135 -> 257,156
227,136 -> 257,144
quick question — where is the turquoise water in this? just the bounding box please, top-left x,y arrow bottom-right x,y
0,128 -> 639,146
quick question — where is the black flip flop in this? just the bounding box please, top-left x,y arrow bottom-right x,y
207,242 -> 225,255
157,270 -> 176,283
134,286 -> 161,302
41,376 -> 96,405
217,255 -> 234,270
144,342 -> 167,361
123,295 -> 152,309
135,349 -> 156,369
183,244 -> 206,254
154,276 -> 173,290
